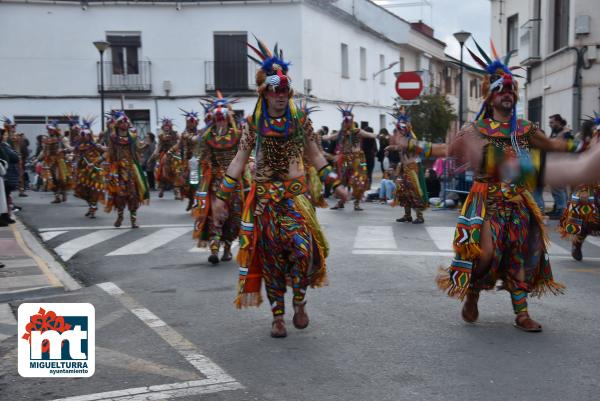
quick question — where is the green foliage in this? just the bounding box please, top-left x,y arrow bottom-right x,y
395,94 -> 457,143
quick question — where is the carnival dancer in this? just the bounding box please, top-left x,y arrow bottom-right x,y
323,106 -> 377,211
212,37 -> 348,338
73,119 -> 105,218
389,108 -> 428,224
38,121 -> 73,203
153,117 -> 179,199
559,114 -> 600,261
104,111 -> 149,228
399,39 -> 585,332
300,100 -> 328,208
192,92 -> 242,265
178,109 -> 201,211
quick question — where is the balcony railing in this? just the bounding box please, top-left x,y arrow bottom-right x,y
520,18 -> 542,66
97,60 -> 152,93
204,61 -> 258,93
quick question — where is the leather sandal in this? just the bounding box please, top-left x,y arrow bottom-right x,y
461,291 -> 479,323
514,313 -> 542,332
292,302 -> 309,330
396,215 -> 412,223
412,217 -> 425,224
270,318 -> 287,338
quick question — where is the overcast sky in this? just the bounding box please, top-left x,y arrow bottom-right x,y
374,0 -> 491,61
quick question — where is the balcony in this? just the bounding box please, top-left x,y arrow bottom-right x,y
204,61 -> 258,94
97,60 -> 152,93
519,18 -> 542,66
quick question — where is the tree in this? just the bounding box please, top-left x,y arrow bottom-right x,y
394,94 -> 456,143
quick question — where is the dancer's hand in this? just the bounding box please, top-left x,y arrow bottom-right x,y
334,186 -> 349,203
212,198 -> 229,224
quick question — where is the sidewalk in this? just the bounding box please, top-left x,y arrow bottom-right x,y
0,220 -> 81,340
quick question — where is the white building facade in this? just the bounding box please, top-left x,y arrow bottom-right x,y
491,0 -> 600,132
0,0 -> 446,141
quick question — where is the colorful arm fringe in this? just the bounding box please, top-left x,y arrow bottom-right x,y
216,174 -> 238,202
318,165 -> 341,191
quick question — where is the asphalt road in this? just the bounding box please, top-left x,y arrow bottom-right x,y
2,190 -> 600,401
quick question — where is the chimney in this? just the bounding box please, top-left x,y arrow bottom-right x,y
411,20 -> 434,38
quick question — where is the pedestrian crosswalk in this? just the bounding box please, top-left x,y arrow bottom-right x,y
37,223 -> 600,263
38,224 -> 239,261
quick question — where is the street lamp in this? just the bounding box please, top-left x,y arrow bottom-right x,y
93,40 -> 110,132
453,30 -> 471,128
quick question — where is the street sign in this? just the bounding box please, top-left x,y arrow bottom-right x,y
395,72 -> 423,100
396,100 -> 421,106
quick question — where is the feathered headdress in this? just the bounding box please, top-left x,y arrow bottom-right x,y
1,116 -> 15,127
106,110 -> 131,127
81,117 -> 95,134
584,111 -> 600,133
46,120 -> 60,132
337,104 -> 354,122
160,117 -> 173,127
299,99 -> 319,117
200,90 -> 239,122
65,114 -> 80,129
451,37 -> 524,153
389,106 -> 416,139
247,35 -> 292,95
179,108 -> 200,123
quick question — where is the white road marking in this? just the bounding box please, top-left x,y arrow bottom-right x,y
188,241 -> 239,253
548,241 -> 570,255
55,229 -> 129,261
0,303 -> 16,325
50,380 -> 243,401
40,230 -> 68,242
584,236 -> 600,248
353,226 -> 396,249
97,282 -> 239,384
107,228 -> 190,256
353,249 -> 454,257
0,274 -> 52,290
425,226 -> 454,251
39,223 -> 192,232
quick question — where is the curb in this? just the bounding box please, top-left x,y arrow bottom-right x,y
12,219 -> 82,291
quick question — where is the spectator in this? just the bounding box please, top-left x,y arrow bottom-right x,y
547,114 -> 572,219
141,132 -> 157,190
0,129 -> 21,215
378,168 -> 396,203
376,128 -> 390,173
0,136 -> 12,226
361,126 -> 377,189
425,168 -> 441,198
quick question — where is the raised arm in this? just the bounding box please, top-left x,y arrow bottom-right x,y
223,126 -> 254,180
530,128 -> 583,153
358,129 -> 378,139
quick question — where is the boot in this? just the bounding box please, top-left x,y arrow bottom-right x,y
114,210 -> 124,228
396,215 -> 412,223
353,199 -> 363,211
208,241 -> 220,265
221,242 -> 233,262
571,241 -> 583,261
61,192 -> 67,202
330,200 -> 344,210
270,317 -> 287,338
51,194 -> 61,204
130,211 -> 139,229
412,211 -> 425,224
292,301 -> 309,329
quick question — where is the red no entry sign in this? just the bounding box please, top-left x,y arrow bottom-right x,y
395,72 -> 424,100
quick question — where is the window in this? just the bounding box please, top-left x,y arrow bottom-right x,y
379,54 -> 386,84
399,57 -> 405,72
341,43 -> 349,78
379,114 -> 386,131
553,0 -> 570,51
528,96 -> 543,125
469,78 -> 479,98
360,47 -> 367,80
444,68 -> 453,94
507,14 -> 519,52
214,32 -> 248,91
107,33 -> 141,75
